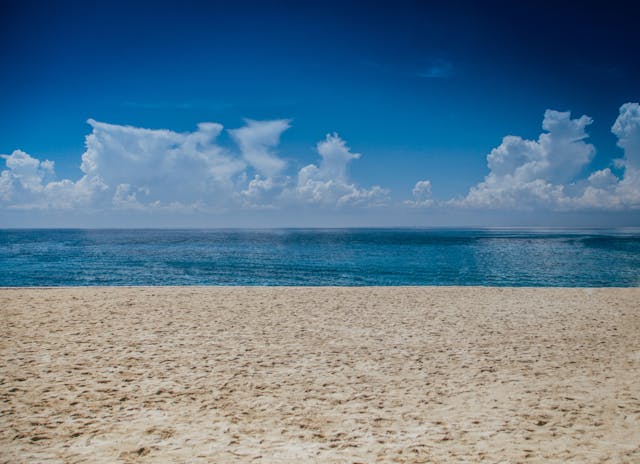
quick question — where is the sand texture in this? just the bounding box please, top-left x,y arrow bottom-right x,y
1,287 -> 640,463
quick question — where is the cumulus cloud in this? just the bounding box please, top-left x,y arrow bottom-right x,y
1,119 -> 386,213
1,120 -> 250,211
587,168 -> 618,189
593,102 -> 640,207
4,104 -> 640,221
80,119 -> 247,210
455,110 -> 595,209
0,150 -> 54,202
450,103 -> 640,211
0,149 -> 107,209
412,180 -> 432,197
228,119 -> 290,177
612,102 -> 640,169
288,133 -> 389,207
404,179 -> 433,207
235,175 -> 287,209
566,103 -> 640,209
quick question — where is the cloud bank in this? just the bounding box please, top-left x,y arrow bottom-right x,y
2,103 -> 640,225
1,119 -> 386,213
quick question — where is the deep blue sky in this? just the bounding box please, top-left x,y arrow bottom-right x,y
1,0 -> 639,226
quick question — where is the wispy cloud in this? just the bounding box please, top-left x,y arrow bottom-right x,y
228,119 -> 291,177
419,59 -> 454,79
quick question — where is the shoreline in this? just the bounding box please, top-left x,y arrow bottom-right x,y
2,287 -> 639,462
1,284 -> 638,289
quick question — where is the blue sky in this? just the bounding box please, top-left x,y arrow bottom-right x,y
1,0 -> 640,227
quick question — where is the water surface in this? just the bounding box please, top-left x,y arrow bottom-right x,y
1,229 -> 639,286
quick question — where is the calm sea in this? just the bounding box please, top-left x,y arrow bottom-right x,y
1,229 -> 639,287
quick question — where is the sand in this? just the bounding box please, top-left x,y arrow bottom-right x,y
1,287 -> 639,463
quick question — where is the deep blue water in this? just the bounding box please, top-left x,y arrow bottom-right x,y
1,229 -> 639,287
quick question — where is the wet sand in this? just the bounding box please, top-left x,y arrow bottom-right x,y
1,287 -> 639,463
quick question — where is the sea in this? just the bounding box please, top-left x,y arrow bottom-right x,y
1,228 -> 639,287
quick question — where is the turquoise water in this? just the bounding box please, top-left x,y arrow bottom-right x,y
1,229 -> 639,287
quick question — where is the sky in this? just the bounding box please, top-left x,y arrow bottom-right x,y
1,0 -> 640,227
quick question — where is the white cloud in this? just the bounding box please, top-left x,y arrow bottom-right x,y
587,168 -> 618,189
228,119 -> 290,177
0,149 -> 106,209
236,175 -> 287,209
43,176 -> 108,210
287,133 -> 389,207
412,179 -> 432,197
565,103 -> 640,209
0,150 -> 54,198
231,132 -> 387,209
451,104 -> 640,211
314,132 -> 361,181
1,120 -> 249,211
484,110 -> 595,185
602,102 -> 640,206
1,120 -> 387,214
404,179 -> 433,207
456,109 -> 595,209
3,104 -> 640,223
612,102 -> 640,170
81,119 -> 246,210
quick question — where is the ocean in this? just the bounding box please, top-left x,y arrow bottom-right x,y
1,228 -> 639,287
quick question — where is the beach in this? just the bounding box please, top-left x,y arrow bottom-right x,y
1,286 -> 639,463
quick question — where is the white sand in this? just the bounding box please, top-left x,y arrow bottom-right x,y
1,287 -> 639,463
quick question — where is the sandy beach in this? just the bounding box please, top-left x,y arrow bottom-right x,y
1,287 -> 639,463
